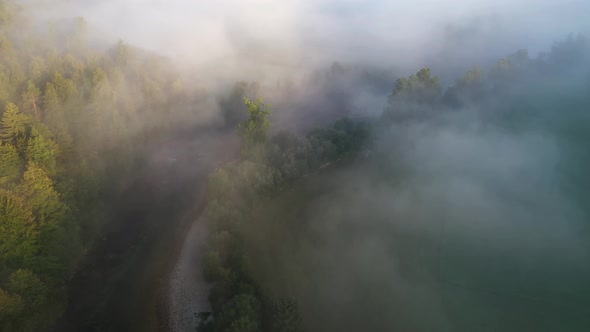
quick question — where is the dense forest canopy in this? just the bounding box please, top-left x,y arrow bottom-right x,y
0,0 -> 588,331
198,34 -> 590,332
0,1 -> 218,330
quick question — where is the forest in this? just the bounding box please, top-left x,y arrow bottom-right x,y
0,1 -> 216,330
197,36 -> 590,331
0,0 -> 589,331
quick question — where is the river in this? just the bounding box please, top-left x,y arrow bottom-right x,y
56,130 -> 238,332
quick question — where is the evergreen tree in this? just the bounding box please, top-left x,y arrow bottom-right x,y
0,103 -> 31,145
0,190 -> 38,266
18,162 -> 67,224
271,298 -> 304,332
21,81 -> 41,120
43,82 -> 60,113
26,131 -> 59,177
0,144 -> 22,185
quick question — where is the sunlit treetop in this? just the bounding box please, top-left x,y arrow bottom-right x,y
390,67 -> 441,104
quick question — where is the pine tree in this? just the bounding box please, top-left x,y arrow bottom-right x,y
0,103 -> 31,145
0,144 -> 23,185
18,162 -> 67,224
28,57 -> 46,84
0,190 -> 38,265
52,73 -> 77,104
271,298 -> 304,332
43,82 -> 59,113
21,81 -> 41,120
0,64 -> 11,103
26,131 -> 59,177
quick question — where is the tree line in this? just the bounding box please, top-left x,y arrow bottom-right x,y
199,97 -> 371,332
0,0 -> 586,329
0,2 -> 204,330
197,33 -> 588,332
383,34 -> 588,120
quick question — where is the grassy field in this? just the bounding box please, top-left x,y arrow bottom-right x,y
241,160 -> 590,332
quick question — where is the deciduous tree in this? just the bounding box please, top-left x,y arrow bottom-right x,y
238,97 -> 271,150
390,67 -> 441,104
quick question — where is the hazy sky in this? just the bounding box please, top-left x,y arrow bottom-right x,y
42,0 -> 589,69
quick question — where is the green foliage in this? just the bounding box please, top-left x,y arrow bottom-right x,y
238,98 -> 271,151
219,81 -> 260,127
307,118 -> 371,164
42,82 -> 59,113
0,3 -> 212,330
488,49 -> 532,86
51,73 -> 77,104
0,103 -> 31,145
110,40 -> 133,66
7,269 -> 48,310
0,190 -> 38,266
271,298 -> 304,332
18,162 -> 67,223
267,132 -> 312,186
0,65 -> 12,104
28,57 -> 46,84
390,67 -> 441,104
0,288 -> 24,321
207,168 -> 231,199
204,34 -> 590,331
201,35 -> 588,332
88,66 -> 112,102
26,132 -> 59,177
458,66 -> 484,87
443,66 -> 486,107
212,293 -> 262,332
204,103 -> 371,331
0,288 -> 25,331
203,250 -> 232,283
0,269 -> 54,331
0,144 -> 22,185
21,81 -> 41,120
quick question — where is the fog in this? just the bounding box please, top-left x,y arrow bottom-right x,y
29,0 -> 589,131
48,1 -> 587,331
10,0 -> 589,331
244,68 -> 590,330
32,1 -> 589,78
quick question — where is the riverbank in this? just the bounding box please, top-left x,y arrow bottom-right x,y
155,187 -> 208,332
163,208 -> 211,332
56,131 -> 238,332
